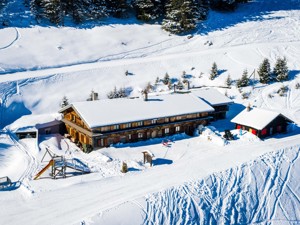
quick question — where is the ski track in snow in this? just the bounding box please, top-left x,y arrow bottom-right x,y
0,28 -> 19,50
7,131 -> 38,192
140,146 -> 300,225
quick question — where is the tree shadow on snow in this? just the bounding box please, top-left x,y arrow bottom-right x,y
289,70 -> 300,80
194,0 -> 300,35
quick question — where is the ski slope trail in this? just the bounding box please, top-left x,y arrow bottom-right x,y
0,28 -> 19,51
1,133 -> 300,225
6,132 -> 38,193
139,146 -> 300,225
0,40 -> 299,84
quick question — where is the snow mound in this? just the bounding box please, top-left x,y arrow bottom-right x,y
198,126 -> 228,146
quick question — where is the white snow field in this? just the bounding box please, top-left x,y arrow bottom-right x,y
0,0 -> 300,224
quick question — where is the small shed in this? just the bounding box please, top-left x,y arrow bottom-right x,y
231,107 -> 293,138
5,113 -> 65,139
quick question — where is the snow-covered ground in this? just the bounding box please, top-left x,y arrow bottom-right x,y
0,0 -> 300,224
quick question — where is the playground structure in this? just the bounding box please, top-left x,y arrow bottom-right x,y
34,147 -> 90,180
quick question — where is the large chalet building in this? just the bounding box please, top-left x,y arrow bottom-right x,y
59,89 -> 232,151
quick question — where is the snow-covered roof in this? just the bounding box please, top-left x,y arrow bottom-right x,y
192,88 -> 233,106
6,113 -> 62,133
63,93 -> 215,129
231,107 -> 283,130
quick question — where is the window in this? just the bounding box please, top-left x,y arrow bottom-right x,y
113,125 -> 120,130
101,126 -> 110,132
165,118 -> 169,123
175,126 -> 180,132
138,133 -> 143,138
176,116 -> 182,120
165,128 -> 169,134
151,119 -> 157,124
128,134 -> 132,139
126,123 -> 131,128
137,121 -> 143,126
72,115 -> 76,122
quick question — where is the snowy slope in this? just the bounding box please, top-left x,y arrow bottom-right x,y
0,0 -> 300,224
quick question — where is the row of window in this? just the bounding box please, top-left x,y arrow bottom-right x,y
97,113 -> 207,133
95,126 -> 181,147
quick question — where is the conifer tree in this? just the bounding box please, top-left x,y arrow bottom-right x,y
106,0 -> 128,18
274,57 -> 289,82
134,0 -> 157,21
162,0 -> 198,34
225,74 -> 232,87
209,62 -> 218,80
257,58 -> 271,84
236,69 -> 249,87
177,80 -> 184,90
60,96 -> 69,108
42,0 -> 63,25
163,73 -> 170,85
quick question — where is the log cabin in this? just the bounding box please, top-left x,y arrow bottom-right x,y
231,107 -> 293,138
59,91 -> 231,152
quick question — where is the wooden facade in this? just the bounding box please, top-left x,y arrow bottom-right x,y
234,115 -> 290,138
61,107 -> 211,151
211,104 -> 229,120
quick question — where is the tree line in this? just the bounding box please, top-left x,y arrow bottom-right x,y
19,0 -> 249,33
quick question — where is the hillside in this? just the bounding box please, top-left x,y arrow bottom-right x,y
0,0 -> 300,224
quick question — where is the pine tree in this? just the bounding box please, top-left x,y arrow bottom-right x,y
134,0 -> 158,22
118,87 -> 127,98
274,57 -> 288,82
162,0 -> 198,34
88,0 -> 107,20
163,73 -> 170,85
42,0 -> 63,25
177,80 -> 184,90
225,74 -> 232,87
30,0 -> 43,21
60,96 -> 69,108
236,69 -> 249,88
257,58 -> 271,84
209,62 -> 218,80
106,0 -> 128,18
155,76 -> 160,85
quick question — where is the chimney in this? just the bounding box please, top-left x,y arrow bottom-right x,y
91,91 -> 98,101
143,90 -> 148,101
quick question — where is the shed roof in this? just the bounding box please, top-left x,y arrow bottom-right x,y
6,113 -> 62,133
61,93 -> 215,129
231,107 -> 286,130
192,88 -> 233,106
